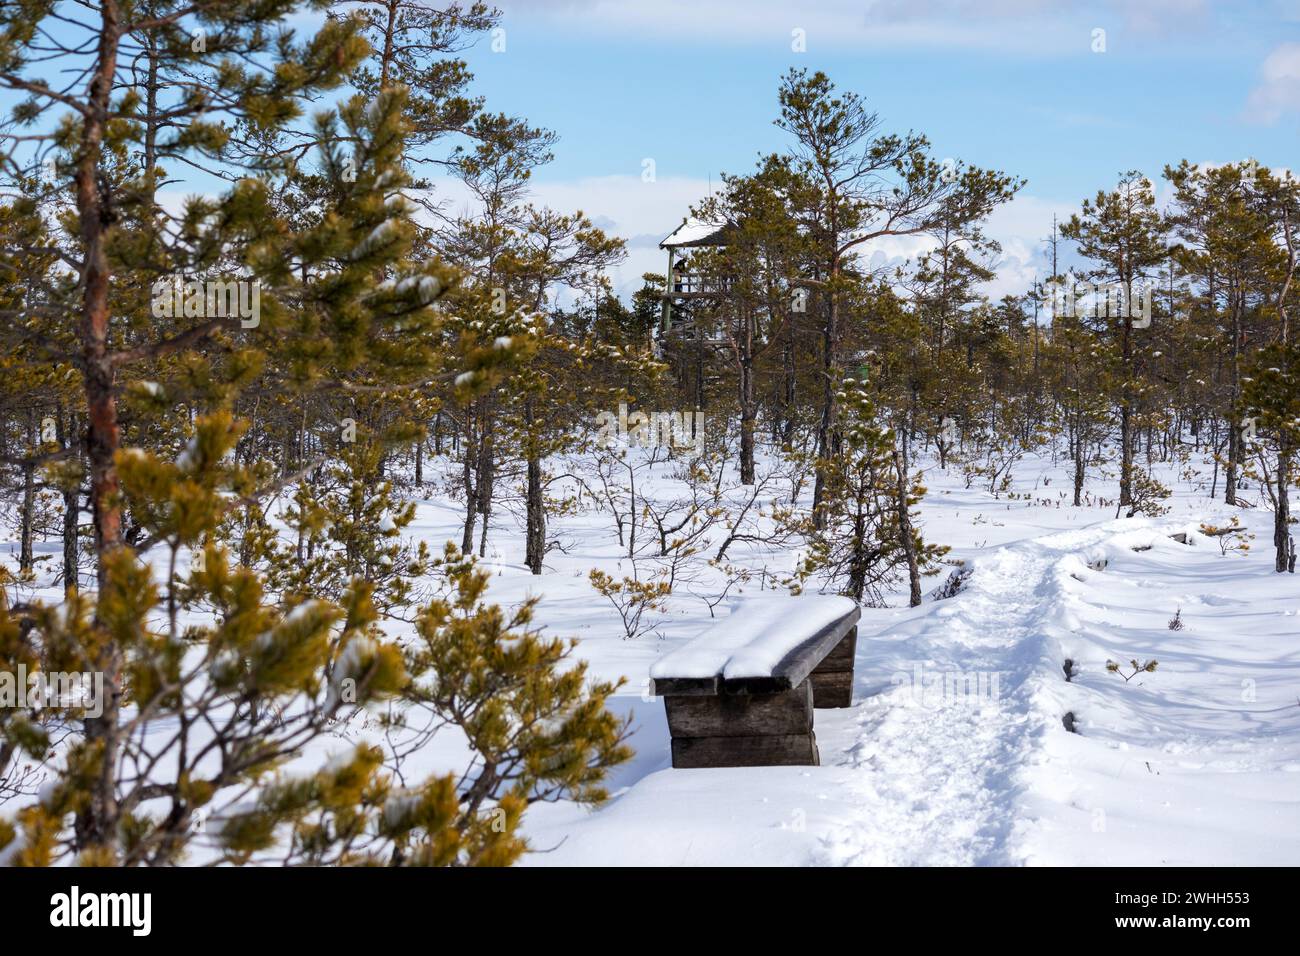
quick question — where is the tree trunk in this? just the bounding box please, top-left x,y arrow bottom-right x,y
739,354 -> 755,485
812,271 -> 839,528
1277,441 -> 1295,573
460,412 -> 477,553
19,411 -> 35,575
892,443 -> 922,607
780,338 -> 796,446
1224,419 -> 1239,506
476,421 -> 494,558
59,407 -> 79,592
524,399 -> 545,574
1225,290 -> 1243,505
1073,418 -> 1085,507
73,2 -> 125,857
1118,309 -> 1134,510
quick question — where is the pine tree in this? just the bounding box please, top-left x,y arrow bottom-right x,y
1242,168 -> 1300,572
1166,160 -> 1277,506
0,2 -> 628,865
1242,340 -> 1300,571
693,157 -> 809,485
773,68 -> 1021,525
1043,304 -> 1113,506
798,378 -> 947,605
1062,172 -> 1169,513
215,545 -> 631,866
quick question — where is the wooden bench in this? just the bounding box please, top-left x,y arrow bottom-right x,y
648,596 -> 860,769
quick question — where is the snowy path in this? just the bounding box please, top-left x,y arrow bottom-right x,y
818,528 -> 1101,865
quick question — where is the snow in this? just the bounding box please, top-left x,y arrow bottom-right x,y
382,273 -> 442,304
349,218 -> 401,261
649,594 -> 856,680
5,438 -> 1299,867
383,790 -> 423,827
283,598 -> 327,624
174,435 -> 199,471
332,635 -> 377,691
660,217 -> 727,249
521,451 -> 1300,866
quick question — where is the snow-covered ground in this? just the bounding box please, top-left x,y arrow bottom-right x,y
512,451 -> 1300,866
5,444 -> 1299,866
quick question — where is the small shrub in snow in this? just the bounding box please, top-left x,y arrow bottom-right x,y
1107,658 -> 1159,682
1168,608 -> 1185,630
589,568 -> 672,640
1123,469 -> 1171,518
1199,516 -> 1253,557
933,564 -> 971,600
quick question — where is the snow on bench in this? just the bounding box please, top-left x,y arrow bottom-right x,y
649,595 -> 861,769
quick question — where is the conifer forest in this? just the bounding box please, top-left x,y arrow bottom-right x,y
0,0 -> 1296,907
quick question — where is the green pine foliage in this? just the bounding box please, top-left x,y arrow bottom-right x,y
0,0 -> 632,867
798,379 -> 948,605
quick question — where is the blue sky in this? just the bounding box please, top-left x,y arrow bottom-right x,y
445,0 -> 1300,299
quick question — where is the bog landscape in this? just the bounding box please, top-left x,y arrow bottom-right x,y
0,1 -> 1296,872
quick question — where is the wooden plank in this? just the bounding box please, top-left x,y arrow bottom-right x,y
813,626 -> 857,673
665,680 -> 813,738
647,674 -> 719,697
809,669 -> 853,708
671,732 -> 819,769
721,606 -> 861,696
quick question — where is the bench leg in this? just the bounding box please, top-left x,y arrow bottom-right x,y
809,626 -> 856,708
671,732 -> 819,769
664,680 -> 819,768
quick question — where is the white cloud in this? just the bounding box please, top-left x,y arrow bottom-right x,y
499,0 -> 1068,54
498,0 -> 1217,54
979,193 -> 1077,300
864,193 -> 1084,303
1245,42 -> 1300,123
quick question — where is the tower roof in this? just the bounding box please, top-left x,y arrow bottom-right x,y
659,217 -> 730,249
